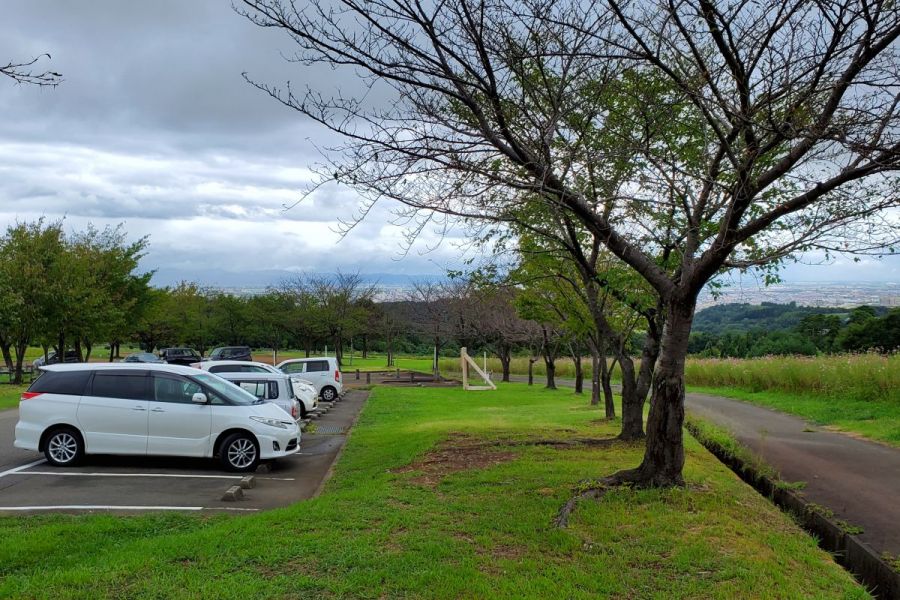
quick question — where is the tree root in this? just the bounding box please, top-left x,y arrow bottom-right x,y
553,467 -> 685,528
553,480 -> 613,528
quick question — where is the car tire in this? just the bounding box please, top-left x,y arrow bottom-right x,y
321,386 -> 337,402
299,402 -> 308,419
43,427 -> 84,467
220,432 -> 260,472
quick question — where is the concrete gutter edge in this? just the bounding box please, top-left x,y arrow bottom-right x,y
685,420 -> 900,600
310,390 -> 370,500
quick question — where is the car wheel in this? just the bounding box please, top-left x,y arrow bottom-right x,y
220,432 -> 260,472
321,386 -> 337,402
44,427 -> 83,467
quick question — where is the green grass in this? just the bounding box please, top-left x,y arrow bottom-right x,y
0,383 -> 866,598
0,384 -> 26,410
689,385 -> 900,447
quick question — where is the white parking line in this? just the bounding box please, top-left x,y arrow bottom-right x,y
0,505 -> 261,512
7,470 -> 295,481
0,459 -> 46,479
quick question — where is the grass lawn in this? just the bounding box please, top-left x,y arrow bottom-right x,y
0,384 -> 26,411
0,383 -> 866,598
689,385 -> 900,448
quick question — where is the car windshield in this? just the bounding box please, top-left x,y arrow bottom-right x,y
192,373 -> 260,405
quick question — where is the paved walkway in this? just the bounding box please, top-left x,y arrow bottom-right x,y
509,375 -> 900,556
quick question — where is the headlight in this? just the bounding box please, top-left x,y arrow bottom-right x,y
250,416 -> 288,429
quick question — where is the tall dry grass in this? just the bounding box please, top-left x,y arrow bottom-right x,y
441,352 -> 898,403
684,353 -> 899,403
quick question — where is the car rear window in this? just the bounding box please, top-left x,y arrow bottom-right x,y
305,360 -> 329,372
28,370 -> 91,395
90,373 -> 149,400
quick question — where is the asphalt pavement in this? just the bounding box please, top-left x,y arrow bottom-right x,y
0,390 -> 368,514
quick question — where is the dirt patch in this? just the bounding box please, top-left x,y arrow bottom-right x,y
392,433 -> 518,487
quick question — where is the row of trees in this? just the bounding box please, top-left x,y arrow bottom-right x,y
241,0 -> 900,489
690,306 -> 900,357
0,221 -> 150,383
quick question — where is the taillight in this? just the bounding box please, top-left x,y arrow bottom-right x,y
335,370 -> 341,382
292,403 -> 298,419
21,392 -> 42,401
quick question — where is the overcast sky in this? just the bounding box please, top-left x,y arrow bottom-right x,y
1,0 -> 897,287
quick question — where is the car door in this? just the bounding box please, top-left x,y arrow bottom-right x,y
305,360 -> 329,390
147,373 -> 212,457
76,371 -> 150,455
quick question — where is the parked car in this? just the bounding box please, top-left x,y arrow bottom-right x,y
158,347 -> 202,366
276,357 -> 342,402
15,363 -> 300,472
207,346 -> 252,362
197,361 -> 319,417
123,352 -> 165,364
216,372 -> 308,420
32,350 -> 80,368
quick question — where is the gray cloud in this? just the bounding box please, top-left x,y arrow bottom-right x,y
0,0 -> 895,285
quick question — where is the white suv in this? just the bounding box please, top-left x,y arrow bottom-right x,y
14,364 -> 300,472
276,357 -> 343,402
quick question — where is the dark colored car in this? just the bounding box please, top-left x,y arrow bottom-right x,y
159,347 -> 202,366
207,346 -> 252,362
123,352 -> 165,363
32,350 -> 80,368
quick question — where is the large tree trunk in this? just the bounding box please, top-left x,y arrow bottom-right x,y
588,338 -> 601,406
600,355 -> 616,419
108,342 -> 115,362
613,298 -> 695,488
386,330 -> 394,367
618,354 -> 644,440
13,342 -> 27,385
541,327 -> 556,389
84,340 -> 93,362
571,346 -> 583,394
334,336 -> 343,367
361,334 -> 368,359
75,340 -> 84,363
498,342 -> 511,382
527,356 -> 537,386
0,342 -> 13,372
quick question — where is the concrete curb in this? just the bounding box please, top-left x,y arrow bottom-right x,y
686,421 -> 900,599
221,485 -> 244,502
311,390 -> 369,499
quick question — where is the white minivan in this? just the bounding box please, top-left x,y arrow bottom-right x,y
276,357 -> 343,402
14,364 -> 300,472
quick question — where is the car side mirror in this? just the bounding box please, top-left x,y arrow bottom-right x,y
192,392 -> 208,404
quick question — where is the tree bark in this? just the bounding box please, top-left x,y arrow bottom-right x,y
13,342 -> 27,385
0,342 -> 13,372
498,342 -> 511,382
527,356 -> 537,386
571,347 -> 583,394
588,339 -> 601,406
611,298 -> 695,488
361,334 -> 368,359
618,354 -> 644,440
600,355 -> 616,419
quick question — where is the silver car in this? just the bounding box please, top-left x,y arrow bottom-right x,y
195,361 -> 319,416
216,371 -> 307,420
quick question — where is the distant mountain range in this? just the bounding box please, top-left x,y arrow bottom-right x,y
149,268 -> 439,289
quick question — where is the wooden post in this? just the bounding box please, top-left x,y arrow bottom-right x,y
356,369 -> 360,380
366,372 -> 371,384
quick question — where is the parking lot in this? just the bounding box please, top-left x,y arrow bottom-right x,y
0,390 -> 368,514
